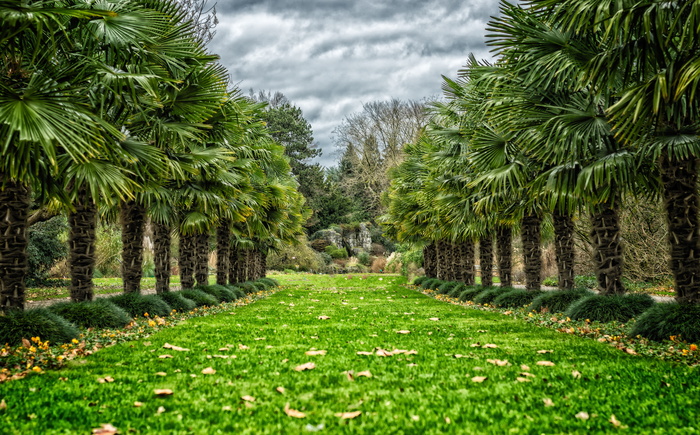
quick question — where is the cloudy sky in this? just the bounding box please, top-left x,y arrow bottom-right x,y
208,1 -> 502,167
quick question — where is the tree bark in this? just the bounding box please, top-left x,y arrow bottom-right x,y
591,201 -> 625,295
457,241 -> 475,285
0,179 -> 29,311
423,243 -> 436,278
496,226 -> 512,287
179,232 -> 195,289
194,232 -> 209,287
154,222 -> 171,294
240,249 -> 251,282
553,211 -> 575,290
120,200 -> 145,293
479,233 -> 493,287
68,188 -> 97,302
660,153 -> 700,303
229,245 -> 240,284
216,222 -> 230,285
436,240 -> 449,280
521,214 -> 542,290
260,250 -> 267,278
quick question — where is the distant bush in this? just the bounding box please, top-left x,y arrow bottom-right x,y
236,282 -> 257,294
493,289 -> 545,308
27,216 -> 68,285
474,287 -> 517,305
0,309 -> 79,346
459,286 -> 490,302
257,277 -> 279,288
225,285 -> 247,299
197,285 -> 237,302
357,251 -> 371,267
542,276 -> 558,287
438,282 -> 459,294
422,279 -> 444,290
529,289 -> 594,313
630,303 -> 700,342
371,256 -> 387,273
310,238 -> 331,252
49,300 -> 131,329
267,234 -> 324,271
574,275 -> 597,290
413,276 -> 429,286
325,245 -> 349,259
179,289 -> 218,307
448,284 -> 467,298
109,293 -> 172,318
158,292 -> 197,313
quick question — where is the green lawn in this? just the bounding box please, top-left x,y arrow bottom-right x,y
1,274 -> 698,434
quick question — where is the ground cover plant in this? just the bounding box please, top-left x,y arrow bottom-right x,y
0,274 -> 698,433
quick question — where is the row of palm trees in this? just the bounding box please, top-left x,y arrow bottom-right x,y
0,1 -> 306,312
383,0 -> 700,306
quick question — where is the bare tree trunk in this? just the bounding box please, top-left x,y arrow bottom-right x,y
154,222 -> 171,293
496,226 -> 512,287
69,188 -> 97,302
194,232 -> 209,287
0,179 -> 29,311
228,245 -> 240,284
553,211 -> 575,290
216,222 -> 230,285
457,241 -> 475,285
660,153 -> 700,303
521,214 -> 542,290
479,233 -> 493,287
179,232 -> 195,289
121,200 -> 145,294
591,201 -> 625,295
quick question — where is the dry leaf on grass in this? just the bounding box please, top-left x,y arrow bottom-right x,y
158,355 -> 173,359
238,344 -> 250,350
92,423 -> 119,434
318,315 -> 330,320
572,370 -> 582,379
98,376 -> 114,383
396,330 -> 411,334
471,376 -> 488,383
155,372 -> 167,377
154,389 -> 173,396
156,406 -> 166,415
520,372 -> 536,378
375,349 -> 393,357
470,343 -> 481,348
284,403 -> 306,418
537,349 -> 554,354
133,402 -> 142,407
486,359 -> 509,366
575,412 -> 590,420
520,364 -> 530,371
543,398 -> 555,407
241,395 -> 255,402
294,362 -> 316,371
276,386 -> 286,394
218,347 -> 229,351
516,377 -> 530,383
356,351 -> 373,356
482,344 -> 499,349
335,411 -> 362,419
610,414 -> 623,427
305,350 -> 327,356
536,361 -> 556,367
162,343 -> 189,352
429,317 -> 440,321
201,367 -> 216,375
356,370 -> 372,378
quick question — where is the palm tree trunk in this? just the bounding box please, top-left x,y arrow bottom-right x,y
68,188 -> 96,302
591,201 -> 625,295
436,240 -> 449,280
423,243 -> 435,278
120,200 -> 145,294
496,226 -> 512,287
216,222 -> 230,285
260,250 -> 267,278
240,249 -> 251,282
553,211 -> 575,290
154,222 -> 171,294
228,245 -> 240,284
458,241 -> 475,285
659,153 -> 700,303
179,232 -> 195,289
521,214 -> 542,290
0,179 -> 30,311
194,232 -> 209,287
479,233 -> 493,287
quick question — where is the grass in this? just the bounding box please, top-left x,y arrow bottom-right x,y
1,273 -> 698,433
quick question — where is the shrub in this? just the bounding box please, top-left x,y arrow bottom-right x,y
448,284 -> 467,298
310,238 -> 330,252
474,287 -> 517,305
257,277 -> 279,288
422,279 -> 444,290
623,293 -> 656,316
325,245 -> 349,259
458,286 -> 489,302
249,281 -> 267,291
357,251 -> 371,267
493,290 -> 545,308
225,286 -> 247,299
529,289 -> 594,313
179,289 -> 218,307
197,285 -> 237,302
574,275 -> 597,289
27,216 -> 68,285
413,276 -> 428,286
49,300 -> 131,329
236,282 -> 257,294
566,295 -> 638,323
158,292 -> 197,313
542,276 -> 558,287
109,293 -> 172,318
437,282 -> 459,295
371,256 -> 387,273
630,303 -> 700,342
0,309 -> 79,346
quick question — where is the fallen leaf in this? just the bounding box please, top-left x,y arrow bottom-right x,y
0,399 -> 6,410
155,372 -> 167,377
133,402 -> 142,407
471,376 -> 488,383
158,355 -> 173,359
429,317 -> 440,321
575,412 -> 590,420
284,403 -> 306,418
92,423 -> 119,434
521,364 -> 531,371
345,371 -> 354,381
520,372 -> 536,378
318,316 -> 330,320
254,337 -> 265,341
98,376 -> 115,383
239,344 -> 250,350
335,411 -> 362,419
201,367 -> 216,375
294,362 -> 316,371
154,389 -> 173,396
162,343 -> 189,352
356,351 -> 373,356
356,370 -> 372,378
536,361 -> 555,367
537,350 -> 554,354
407,363 -> 418,367
482,344 -> 499,349
516,377 -> 530,383
610,414 -> 623,427
411,415 -> 420,421
571,370 -> 582,379
156,406 -> 166,415
624,348 -> 637,355
486,359 -> 509,366
396,330 -> 411,334
470,343 -> 481,348
276,387 -> 286,394
543,398 -> 555,407
305,350 -> 327,356
222,406 -> 232,411
375,349 -> 393,357
218,348 -> 229,351
453,354 -> 465,358
241,395 -> 255,402
211,355 -> 230,359
477,330 -> 488,333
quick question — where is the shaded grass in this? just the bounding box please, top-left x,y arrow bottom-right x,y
0,274 -> 698,434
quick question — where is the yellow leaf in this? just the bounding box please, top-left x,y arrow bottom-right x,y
154,389 -> 173,396
222,406 -> 232,411
241,395 -> 255,402
218,348 -> 229,351
471,376 -> 488,383
91,423 -> 118,434
156,406 -> 166,415
284,403 -> 306,418
543,398 -> 555,407
201,367 -> 216,375
536,361 -> 555,367
520,372 -> 536,378
335,411 -> 362,419
162,343 -> 189,352
305,350 -> 327,356
294,362 -> 316,371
